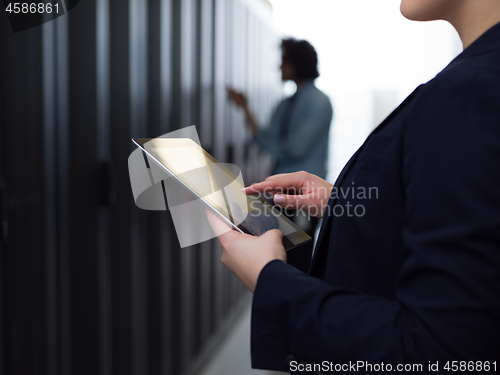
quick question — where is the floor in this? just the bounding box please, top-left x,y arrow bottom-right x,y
195,301 -> 286,375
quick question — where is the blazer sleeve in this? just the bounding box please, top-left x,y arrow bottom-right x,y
250,69 -> 500,372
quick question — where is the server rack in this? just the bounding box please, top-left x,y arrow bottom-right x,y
0,0 -> 282,374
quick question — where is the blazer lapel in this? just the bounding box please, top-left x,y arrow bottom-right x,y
308,84 -> 424,274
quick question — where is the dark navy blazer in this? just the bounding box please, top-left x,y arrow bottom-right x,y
251,23 -> 500,374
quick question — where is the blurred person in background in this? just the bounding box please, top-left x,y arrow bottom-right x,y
227,38 -> 333,239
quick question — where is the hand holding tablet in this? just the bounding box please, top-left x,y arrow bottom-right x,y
132,137 -> 311,250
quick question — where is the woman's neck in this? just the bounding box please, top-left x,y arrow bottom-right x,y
449,2 -> 500,49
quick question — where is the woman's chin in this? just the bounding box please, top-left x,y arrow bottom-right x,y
399,0 -> 444,22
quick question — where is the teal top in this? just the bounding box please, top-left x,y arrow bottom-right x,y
254,81 -> 333,179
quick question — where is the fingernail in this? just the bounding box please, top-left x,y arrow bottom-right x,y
242,184 -> 257,192
274,194 -> 285,204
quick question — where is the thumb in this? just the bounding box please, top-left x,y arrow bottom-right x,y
261,228 -> 283,243
261,230 -> 286,259
263,228 -> 283,238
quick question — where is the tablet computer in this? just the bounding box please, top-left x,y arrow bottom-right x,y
132,137 -> 311,251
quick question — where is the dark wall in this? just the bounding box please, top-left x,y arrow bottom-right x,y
0,0 -> 282,374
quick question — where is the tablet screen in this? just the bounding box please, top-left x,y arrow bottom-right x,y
133,137 -> 311,250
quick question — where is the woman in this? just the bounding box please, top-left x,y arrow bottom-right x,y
209,0 -> 500,372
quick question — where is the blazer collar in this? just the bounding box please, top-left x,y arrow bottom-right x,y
309,83 -> 423,274
310,22 -> 500,274
445,22 -> 500,71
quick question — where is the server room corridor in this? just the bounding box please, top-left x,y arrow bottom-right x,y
196,300 -> 284,375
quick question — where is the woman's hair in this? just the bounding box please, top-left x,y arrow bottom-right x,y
281,38 -> 320,79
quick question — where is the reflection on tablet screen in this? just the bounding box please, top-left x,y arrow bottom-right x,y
136,137 -> 310,248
